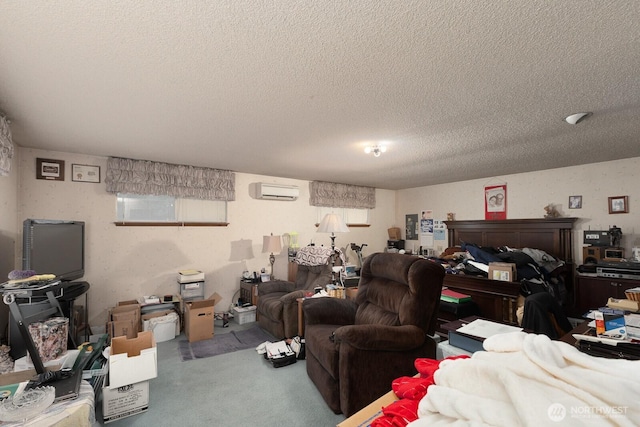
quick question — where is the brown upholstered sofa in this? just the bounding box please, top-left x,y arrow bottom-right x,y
302,252 -> 445,417
257,263 -> 332,339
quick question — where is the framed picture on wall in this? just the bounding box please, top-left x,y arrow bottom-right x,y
36,158 -> 65,181
608,196 -> 628,214
405,214 -> 418,240
568,195 -> 582,209
484,184 -> 507,220
72,164 -> 101,183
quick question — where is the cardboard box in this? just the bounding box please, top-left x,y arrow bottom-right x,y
232,305 -> 256,325
108,331 -> 157,389
488,262 -> 517,282
184,293 -> 222,342
608,297 -> 640,312
346,287 -> 358,301
337,389 -> 398,427
107,319 -> 137,340
0,366 -> 59,387
109,303 -> 141,337
103,380 -> 149,424
387,227 -> 401,240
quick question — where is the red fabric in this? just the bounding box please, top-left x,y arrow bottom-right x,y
414,357 -> 441,377
392,376 -> 433,400
371,416 -> 395,427
414,354 -> 469,378
371,400 -> 419,427
370,356 -> 471,427
383,399 -> 419,426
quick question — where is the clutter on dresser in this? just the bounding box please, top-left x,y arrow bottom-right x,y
571,302 -> 640,360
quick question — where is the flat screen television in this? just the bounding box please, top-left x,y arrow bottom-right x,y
22,219 -> 85,282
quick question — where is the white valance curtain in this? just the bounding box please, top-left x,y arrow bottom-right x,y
105,157 -> 235,201
309,181 -> 375,209
0,116 -> 14,177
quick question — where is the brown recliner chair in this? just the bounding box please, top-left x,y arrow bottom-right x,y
257,262 -> 332,339
303,252 -> 445,417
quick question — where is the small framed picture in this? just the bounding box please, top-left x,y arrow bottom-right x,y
568,195 -> 582,209
72,164 -> 101,183
36,158 -> 65,181
608,196 -> 629,214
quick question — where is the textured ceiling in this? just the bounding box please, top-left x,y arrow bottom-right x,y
1,1 -> 639,190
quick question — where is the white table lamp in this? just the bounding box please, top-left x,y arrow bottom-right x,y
262,234 -> 282,280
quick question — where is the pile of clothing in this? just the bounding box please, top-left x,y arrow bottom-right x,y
374,332 -> 640,426
439,243 -> 568,305
436,243 -> 573,338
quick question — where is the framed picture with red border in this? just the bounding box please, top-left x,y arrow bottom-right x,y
484,184 -> 507,220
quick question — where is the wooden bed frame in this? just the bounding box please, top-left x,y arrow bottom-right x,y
440,218 -> 577,326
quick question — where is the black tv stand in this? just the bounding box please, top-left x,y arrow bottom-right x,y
3,281 -> 91,373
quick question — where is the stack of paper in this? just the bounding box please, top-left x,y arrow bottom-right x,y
178,269 -> 205,283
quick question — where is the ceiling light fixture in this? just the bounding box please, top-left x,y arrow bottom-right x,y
564,112 -> 592,125
364,145 -> 387,157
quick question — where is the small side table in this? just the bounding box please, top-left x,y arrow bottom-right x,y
240,280 -> 259,319
240,281 -> 259,306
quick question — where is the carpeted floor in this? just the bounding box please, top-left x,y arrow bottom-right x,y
178,324 -> 273,361
104,320 -> 346,427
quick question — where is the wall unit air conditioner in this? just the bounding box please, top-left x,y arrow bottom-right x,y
256,183 -> 299,201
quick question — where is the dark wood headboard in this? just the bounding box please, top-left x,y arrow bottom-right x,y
439,218 -> 578,326
444,218 -> 577,263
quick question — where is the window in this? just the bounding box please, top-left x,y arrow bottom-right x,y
116,193 -> 227,225
317,207 -> 369,226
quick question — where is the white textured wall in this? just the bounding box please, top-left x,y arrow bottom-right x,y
0,151 -> 18,276
16,148 -> 395,328
0,148 -> 18,337
397,157 -> 640,261
11,147 -> 640,329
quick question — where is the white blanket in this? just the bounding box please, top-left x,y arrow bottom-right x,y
409,332 -> 640,427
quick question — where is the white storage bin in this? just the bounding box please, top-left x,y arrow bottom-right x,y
144,312 -> 179,342
232,305 -> 257,325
